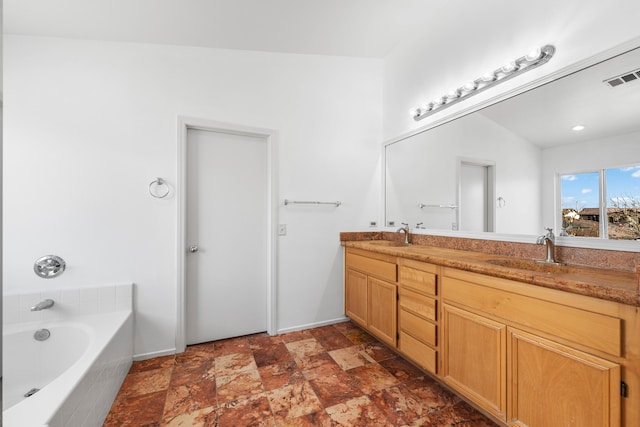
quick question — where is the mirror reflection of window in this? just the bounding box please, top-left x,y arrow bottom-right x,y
560,166 -> 640,240
561,172 -> 600,238
606,166 -> 640,240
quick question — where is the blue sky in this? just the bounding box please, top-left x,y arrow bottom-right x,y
561,166 -> 640,210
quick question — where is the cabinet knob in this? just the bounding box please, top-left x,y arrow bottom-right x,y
189,245 -> 199,253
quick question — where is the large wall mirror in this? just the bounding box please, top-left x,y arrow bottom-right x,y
385,44 -> 640,249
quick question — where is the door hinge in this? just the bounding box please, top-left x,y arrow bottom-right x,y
621,381 -> 628,397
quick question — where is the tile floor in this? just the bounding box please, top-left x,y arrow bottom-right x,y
104,321 -> 498,426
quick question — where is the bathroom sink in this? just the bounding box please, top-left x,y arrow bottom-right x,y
486,258 -> 576,274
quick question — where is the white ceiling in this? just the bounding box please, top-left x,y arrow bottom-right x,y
3,0 -> 441,58
480,47 -> 640,149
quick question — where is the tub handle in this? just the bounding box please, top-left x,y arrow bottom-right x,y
34,255 -> 66,278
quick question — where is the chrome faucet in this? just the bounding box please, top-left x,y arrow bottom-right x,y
536,228 -> 557,264
31,299 -> 55,311
397,223 -> 410,245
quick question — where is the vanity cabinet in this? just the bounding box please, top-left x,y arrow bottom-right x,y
397,258 -> 439,375
508,328 -> 620,426
442,304 -> 507,421
344,248 -> 397,346
441,267 -> 623,427
343,243 -> 639,426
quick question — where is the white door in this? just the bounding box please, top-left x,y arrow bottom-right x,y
186,128 -> 268,345
460,162 -> 490,232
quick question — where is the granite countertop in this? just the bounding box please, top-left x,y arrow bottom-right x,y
342,239 -> 640,307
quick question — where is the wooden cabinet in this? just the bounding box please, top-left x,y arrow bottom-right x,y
442,304 -> 506,421
441,267 -> 624,427
343,245 -> 637,426
398,259 -> 439,374
345,268 -> 367,326
344,248 -> 397,346
508,328 -> 620,427
367,277 -> 397,346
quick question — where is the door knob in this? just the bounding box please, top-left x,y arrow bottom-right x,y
189,245 -> 199,253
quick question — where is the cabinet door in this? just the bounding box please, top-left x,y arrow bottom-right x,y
345,268 -> 368,326
508,328 -> 620,427
368,277 -> 397,346
442,304 -> 507,421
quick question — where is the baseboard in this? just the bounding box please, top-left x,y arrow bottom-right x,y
276,316 -> 350,335
133,348 -> 177,361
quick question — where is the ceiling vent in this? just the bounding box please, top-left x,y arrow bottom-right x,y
604,68 -> 640,87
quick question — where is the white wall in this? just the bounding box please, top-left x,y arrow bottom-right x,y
383,0 -> 640,139
3,36 -> 383,357
386,113 -> 542,234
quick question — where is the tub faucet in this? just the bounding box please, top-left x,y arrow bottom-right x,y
31,299 -> 55,311
397,223 -> 410,245
536,228 -> 557,264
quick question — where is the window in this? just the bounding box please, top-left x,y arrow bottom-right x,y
560,166 -> 640,240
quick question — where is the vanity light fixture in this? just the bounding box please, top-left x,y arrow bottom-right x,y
412,44 -> 556,121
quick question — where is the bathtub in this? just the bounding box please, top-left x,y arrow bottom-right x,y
2,285 -> 133,427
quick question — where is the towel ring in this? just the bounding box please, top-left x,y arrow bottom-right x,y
149,177 -> 170,199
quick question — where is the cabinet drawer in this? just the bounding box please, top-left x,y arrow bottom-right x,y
346,251 -> 397,282
442,275 -> 622,357
400,309 -> 437,346
399,331 -> 437,374
399,259 -> 437,295
399,287 -> 437,321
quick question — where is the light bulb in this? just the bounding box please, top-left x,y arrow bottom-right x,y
480,72 -> 496,82
410,108 -> 420,117
446,89 -> 460,100
500,61 -> 518,74
525,47 -> 543,62
432,97 -> 444,106
572,125 -> 585,131
462,81 -> 478,92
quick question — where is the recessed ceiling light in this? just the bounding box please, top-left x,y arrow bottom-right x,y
572,125 -> 585,131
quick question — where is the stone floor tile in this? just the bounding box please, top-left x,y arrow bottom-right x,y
325,395 -> 392,427
212,336 -> 251,357
279,329 -> 314,344
308,370 -> 363,408
275,410 -> 333,426
370,384 -> 425,425
285,338 -> 326,359
295,352 -> 343,381
161,405 -> 217,427
328,345 -> 375,370
348,363 -> 400,395
267,381 -> 323,422
214,352 -> 257,376
314,332 -> 355,351
162,378 -> 217,420
218,393 -> 275,427
118,367 -> 173,398
106,322 -> 498,427
343,328 -> 376,345
378,356 -> 424,382
258,360 -> 306,391
360,341 -> 397,362
104,390 -> 167,426
403,376 -> 460,412
307,324 -> 339,338
253,342 -> 294,367
216,369 -> 264,403
129,355 -> 176,374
